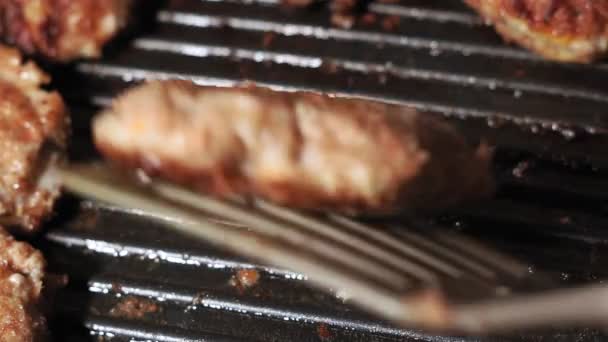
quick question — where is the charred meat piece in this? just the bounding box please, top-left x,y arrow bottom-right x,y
94,81 -> 492,215
0,45 -> 69,231
0,0 -> 133,61
465,0 -> 608,63
0,227 -> 47,341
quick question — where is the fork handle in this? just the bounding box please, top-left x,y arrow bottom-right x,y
454,284 -> 608,333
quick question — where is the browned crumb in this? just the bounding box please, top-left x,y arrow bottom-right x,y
321,61 -> 340,74
230,269 -> 261,294
236,269 -> 260,288
109,296 -> 159,320
262,32 -> 276,48
360,13 -> 377,25
317,323 -> 333,340
331,13 -> 356,29
381,15 -> 400,31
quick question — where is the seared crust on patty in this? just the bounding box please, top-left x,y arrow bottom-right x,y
0,227 -> 47,341
465,0 -> 608,62
94,81 -> 493,214
0,45 -> 69,231
0,0 -> 133,61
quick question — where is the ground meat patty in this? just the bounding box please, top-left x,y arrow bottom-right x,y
0,45 -> 69,231
93,81 -> 493,215
466,0 -> 608,62
0,0 -> 133,61
0,227 -> 47,341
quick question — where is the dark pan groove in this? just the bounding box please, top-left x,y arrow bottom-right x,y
86,316 -> 250,342
157,7 -> 538,61
44,0 -> 608,340
75,53 -> 608,131
87,277 -> 418,338
46,206 -> 298,277
134,32 -> 608,104
208,0 -> 482,25
157,1 -> 608,100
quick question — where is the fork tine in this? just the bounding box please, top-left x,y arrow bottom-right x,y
432,230 -> 528,278
61,164 -> 413,291
58,164 -> 453,328
329,215 -> 463,279
151,180 -> 412,290
63,163 -> 604,333
394,228 -> 497,280
254,200 -> 440,284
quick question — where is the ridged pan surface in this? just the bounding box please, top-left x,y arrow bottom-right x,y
42,0 -> 608,341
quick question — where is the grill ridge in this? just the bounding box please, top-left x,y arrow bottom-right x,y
45,0 -> 608,340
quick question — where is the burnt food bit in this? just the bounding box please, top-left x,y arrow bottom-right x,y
109,296 -> 159,320
230,269 -> 261,293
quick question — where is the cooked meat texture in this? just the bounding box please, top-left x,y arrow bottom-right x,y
0,227 -> 47,341
466,0 -> 608,62
0,45 -> 69,232
94,81 -> 493,214
0,0 -> 132,61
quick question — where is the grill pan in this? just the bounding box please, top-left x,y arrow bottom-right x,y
40,0 -> 608,340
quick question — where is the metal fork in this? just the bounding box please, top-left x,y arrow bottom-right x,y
58,163 -> 608,334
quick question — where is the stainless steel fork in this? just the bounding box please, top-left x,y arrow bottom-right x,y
58,163 -> 608,334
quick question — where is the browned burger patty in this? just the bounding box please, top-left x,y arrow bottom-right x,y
0,0 -> 132,61
93,81 -> 493,214
466,0 -> 608,63
0,45 -> 69,231
0,227 -> 47,341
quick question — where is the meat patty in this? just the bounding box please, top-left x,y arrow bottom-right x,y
465,0 -> 608,62
0,45 -> 69,231
93,81 -> 493,214
0,0 -> 133,61
0,227 -> 47,341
